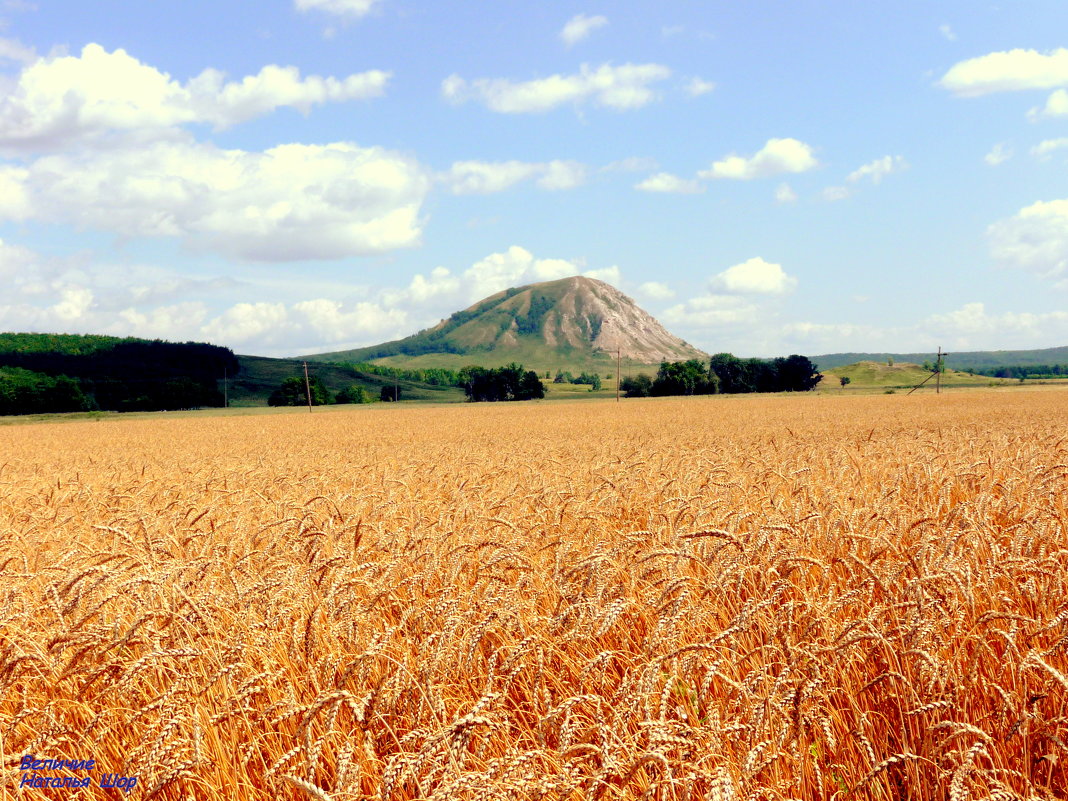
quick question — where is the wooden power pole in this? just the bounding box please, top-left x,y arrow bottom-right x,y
936,346 -> 943,394
616,349 -> 621,402
303,361 -> 313,413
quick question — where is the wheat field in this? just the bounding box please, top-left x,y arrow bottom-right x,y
1,392 -> 1066,800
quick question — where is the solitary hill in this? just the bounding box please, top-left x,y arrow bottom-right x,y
306,276 -> 707,372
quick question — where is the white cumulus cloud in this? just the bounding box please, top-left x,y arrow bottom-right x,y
659,258 -> 795,338
118,303 -> 210,340
583,265 -> 621,286
442,161 -> 542,194
846,155 -> 907,184
292,298 -> 407,342
0,138 -> 429,261
0,239 -> 241,339
50,286 -> 94,322
774,183 -> 798,203
1032,138 -> 1068,159
1030,89 -> 1068,120
0,237 -> 636,351
637,281 -> 675,300
924,302 -> 1068,343
441,160 -> 587,194
201,302 -> 291,345
601,156 -> 658,173
0,237 -> 36,280
462,246 -> 580,300
0,44 -> 390,154
441,62 -> 672,113
294,0 -> 380,19
403,267 -> 461,304
661,294 -> 759,329
699,138 -> 818,180
783,301 -> 1068,354
0,36 -> 35,64
559,13 -> 608,47
712,257 -> 797,295
822,186 -> 850,202
537,160 -> 588,190
988,198 -> 1068,284
685,77 -> 716,97
634,172 -> 703,193
940,48 -> 1068,96
984,143 -> 1013,165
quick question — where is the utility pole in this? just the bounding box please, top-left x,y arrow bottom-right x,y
936,346 -> 943,395
616,349 -> 621,402
303,361 -> 313,413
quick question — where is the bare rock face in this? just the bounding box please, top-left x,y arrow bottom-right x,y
534,276 -> 706,363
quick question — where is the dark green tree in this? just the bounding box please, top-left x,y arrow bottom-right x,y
620,374 -> 653,397
460,364 -> 544,401
709,353 -> 749,393
0,368 -> 95,415
574,372 -> 602,390
268,376 -> 328,406
651,360 -> 718,396
336,384 -> 371,404
516,369 -> 546,400
774,355 -> 822,392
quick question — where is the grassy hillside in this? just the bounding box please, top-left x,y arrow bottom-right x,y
819,361 -> 1009,389
307,284 -> 562,364
813,345 -> 1068,371
231,356 -> 465,406
369,347 -> 652,376
305,276 -> 703,373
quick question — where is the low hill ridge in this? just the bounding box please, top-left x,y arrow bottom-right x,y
307,276 -> 706,369
819,360 -> 1009,388
813,346 -> 1068,371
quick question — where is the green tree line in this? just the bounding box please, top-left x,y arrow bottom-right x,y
970,363 -> 1068,379
270,362 -> 546,405
267,376 -> 379,406
340,361 -> 464,387
0,368 -> 95,415
460,364 -> 545,402
0,333 -> 238,414
620,354 -> 821,397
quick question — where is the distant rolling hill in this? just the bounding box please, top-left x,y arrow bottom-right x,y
812,345 -> 1068,371
818,361 -> 1009,389
304,276 -> 707,373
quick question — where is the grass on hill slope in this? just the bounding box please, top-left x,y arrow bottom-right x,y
369,346 -> 654,377
231,356 -> 465,406
818,361 -> 1009,390
813,345 -> 1068,371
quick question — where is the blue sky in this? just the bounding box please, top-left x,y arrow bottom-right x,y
2,0 -> 1068,357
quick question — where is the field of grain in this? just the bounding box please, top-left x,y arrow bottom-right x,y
2,392 -> 1067,800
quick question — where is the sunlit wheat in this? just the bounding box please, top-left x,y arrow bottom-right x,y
1,392 -> 1066,799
